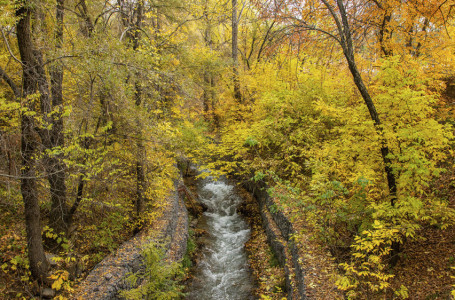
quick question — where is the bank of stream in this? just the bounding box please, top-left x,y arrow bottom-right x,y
74,166 -> 300,299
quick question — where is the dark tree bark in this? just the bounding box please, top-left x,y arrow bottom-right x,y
16,5 -> 49,282
76,0 -> 94,37
202,0 -> 218,126
47,0 -> 69,236
232,0 -> 242,102
0,66 -> 20,98
323,0 -> 399,265
378,11 -> 393,57
317,0 -> 397,204
67,0 -> 96,224
15,0 -> 69,252
134,80 -> 145,217
257,21 -> 275,62
133,2 -> 145,218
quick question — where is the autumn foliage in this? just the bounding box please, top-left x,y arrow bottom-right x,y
1,0 -> 455,299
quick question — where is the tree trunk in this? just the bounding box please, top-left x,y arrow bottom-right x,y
119,0 -> 147,219
202,13 -> 212,120
135,3 -> 145,218
379,11 -> 393,57
335,0 -> 397,204
343,55 -> 397,202
45,0 -> 69,236
66,0 -> 97,225
202,0 -> 218,127
76,0 -> 94,37
135,81 -> 145,218
232,0 -> 242,102
16,6 -> 49,282
335,0 -> 399,265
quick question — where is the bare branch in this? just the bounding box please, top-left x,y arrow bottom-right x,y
43,55 -> 79,67
1,28 -> 23,65
289,17 -> 342,45
321,0 -> 344,45
0,65 -> 20,98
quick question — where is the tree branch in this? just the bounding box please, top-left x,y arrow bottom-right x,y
0,66 -> 20,98
1,28 -> 23,65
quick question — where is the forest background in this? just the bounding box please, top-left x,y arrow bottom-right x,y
1,0 -> 455,299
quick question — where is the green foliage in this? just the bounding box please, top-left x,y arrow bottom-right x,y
86,212 -> 128,255
244,137 -> 258,147
181,228 -> 196,270
120,242 -> 184,300
0,96 -> 19,131
173,120 -> 211,161
43,226 -> 70,250
1,254 -> 30,283
252,171 -> 266,182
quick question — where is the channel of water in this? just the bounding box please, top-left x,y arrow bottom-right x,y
185,176 -> 255,300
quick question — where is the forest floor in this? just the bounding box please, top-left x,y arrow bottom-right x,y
238,187 -> 288,299
0,187 -> 166,299
387,169 -> 455,298
279,191 -> 455,298
389,226 -> 455,299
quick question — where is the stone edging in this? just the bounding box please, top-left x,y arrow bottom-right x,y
243,180 -> 307,300
73,178 -> 188,299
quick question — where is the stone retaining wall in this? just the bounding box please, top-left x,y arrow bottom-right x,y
73,178 -> 188,300
243,180 -> 307,300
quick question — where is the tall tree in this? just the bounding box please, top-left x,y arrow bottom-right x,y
47,0 -> 69,237
15,2 -> 49,282
118,0 -> 146,218
273,0 -> 398,204
326,0 -> 397,203
232,0 -> 242,102
201,0 -> 218,126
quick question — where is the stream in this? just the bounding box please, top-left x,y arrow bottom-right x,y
185,176 -> 255,300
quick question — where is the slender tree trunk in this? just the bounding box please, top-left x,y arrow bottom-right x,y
343,55 -> 397,201
202,71 -> 211,118
76,0 -> 94,37
134,81 -> 145,218
16,5 -> 49,282
211,76 -> 219,128
334,0 -> 399,265
379,11 -> 393,57
129,0 -> 146,218
67,0 -> 96,224
414,18 -> 429,57
334,0 -> 397,204
47,0 -> 68,236
202,0 -> 219,127
232,0 -> 242,102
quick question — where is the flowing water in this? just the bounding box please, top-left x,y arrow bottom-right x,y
185,177 -> 254,300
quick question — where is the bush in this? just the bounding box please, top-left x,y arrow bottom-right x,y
120,242 -> 183,300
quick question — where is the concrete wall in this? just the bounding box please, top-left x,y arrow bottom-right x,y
243,180 -> 307,300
